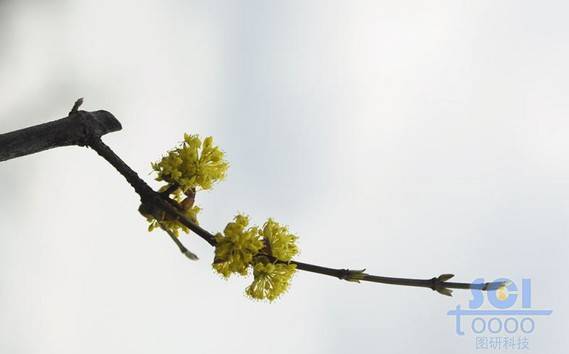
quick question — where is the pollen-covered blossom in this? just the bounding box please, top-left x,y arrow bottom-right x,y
260,218 -> 299,261
246,261 -> 297,301
212,215 -> 300,301
213,214 -> 263,277
152,134 -> 228,192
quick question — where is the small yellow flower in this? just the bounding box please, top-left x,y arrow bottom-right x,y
152,134 -> 228,192
260,218 -> 299,261
212,214 -> 302,301
213,214 -> 263,278
246,261 -> 297,301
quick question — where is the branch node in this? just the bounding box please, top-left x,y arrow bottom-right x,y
339,268 -> 367,283
431,274 -> 455,297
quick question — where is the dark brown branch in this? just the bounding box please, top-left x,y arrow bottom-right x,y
0,100 -> 121,162
0,100 -> 505,297
267,259 -> 501,296
91,135 -> 502,295
87,137 -> 155,199
87,136 -> 217,246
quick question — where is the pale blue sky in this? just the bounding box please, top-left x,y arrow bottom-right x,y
0,1 -> 567,353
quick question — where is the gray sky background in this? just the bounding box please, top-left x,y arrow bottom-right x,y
0,1 -> 567,353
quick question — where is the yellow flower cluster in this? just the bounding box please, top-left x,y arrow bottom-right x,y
246,262 -> 297,301
213,215 -> 300,301
260,218 -> 299,261
152,134 -> 228,192
213,215 -> 263,277
144,133 -> 229,237
146,133 -> 301,301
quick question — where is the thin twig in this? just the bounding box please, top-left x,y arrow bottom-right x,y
0,100 -> 505,296
160,224 -> 199,261
85,136 -> 504,295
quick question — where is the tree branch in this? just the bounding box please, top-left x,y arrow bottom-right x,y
0,99 -> 504,296
0,100 -> 121,162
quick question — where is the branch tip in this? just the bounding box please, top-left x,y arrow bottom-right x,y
70,98 -> 84,115
184,249 -> 199,261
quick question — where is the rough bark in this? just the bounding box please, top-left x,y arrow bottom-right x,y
0,109 -> 121,162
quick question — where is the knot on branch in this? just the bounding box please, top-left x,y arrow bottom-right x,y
68,98 -> 123,147
338,268 -> 367,283
474,280 -> 508,291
